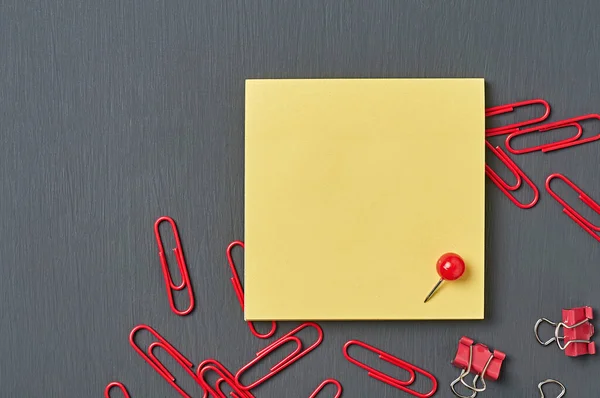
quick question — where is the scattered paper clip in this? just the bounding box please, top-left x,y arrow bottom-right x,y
129,325 -> 205,398
503,122 -> 583,154
485,141 -> 539,209
546,174 -> 600,242
538,379 -> 566,398
197,359 -> 254,398
450,337 -> 506,398
235,322 -> 324,390
309,379 -> 342,398
343,340 -> 437,398
226,241 -> 277,339
485,99 -> 551,137
104,382 -> 131,398
534,306 -> 596,357
154,216 -> 195,316
507,114 -> 600,153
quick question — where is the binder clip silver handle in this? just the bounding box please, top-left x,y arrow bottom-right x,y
534,317 -> 591,349
538,379 -> 566,398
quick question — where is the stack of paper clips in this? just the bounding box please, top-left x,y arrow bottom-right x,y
485,99 -> 600,242
104,98 -> 599,397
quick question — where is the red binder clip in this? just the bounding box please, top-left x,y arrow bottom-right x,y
450,337 -> 506,398
154,216 -> 195,316
534,306 -> 596,357
129,325 -> 206,398
196,359 -> 254,398
546,174 -> 600,242
343,340 -> 438,398
485,99 -> 551,137
104,382 -> 130,398
226,241 -> 277,339
506,114 -> 600,153
485,141 -> 539,209
235,322 -> 323,390
308,379 -> 342,398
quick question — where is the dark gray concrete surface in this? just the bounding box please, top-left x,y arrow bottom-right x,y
1,1 -> 600,396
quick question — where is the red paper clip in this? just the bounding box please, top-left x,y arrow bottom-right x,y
309,379 -> 342,398
451,337 -> 506,397
197,359 -> 254,398
226,241 -> 277,339
534,306 -> 596,357
485,99 -> 551,137
129,325 -> 205,398
343,340 -> 437,398
503,122 -> 583,154
546,174 -> 600,242
485,141 -> 539,209
104,382 -> 131,398
235,322 -> 324,390
507,114 -> 600,153
154,216 -> 195,316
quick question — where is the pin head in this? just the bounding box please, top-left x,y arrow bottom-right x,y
423,252 -> 466,303
436,253 -> 465,281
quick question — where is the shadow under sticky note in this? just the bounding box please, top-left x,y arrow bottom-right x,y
244,78 -> 485,320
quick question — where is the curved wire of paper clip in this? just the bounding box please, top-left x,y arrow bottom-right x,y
215,378 -> 249,398
154,216 -> 195,316
226,241 -> 277,339
504,122 -> 583,154
511,114 -> 600,152
485,99 -> 551,137
197,359 -> 252,398
545,174 -> 600,242
538,379 -> 566,398
197,362 -> 254,398
485,142 -> 539,209
104,382 -> 131,398
235,322 -> 324,390
534,317 -> 593,350
129,325 -> 204,398
485,141 -> 522,191
309,379 -> 343,398
343,340 -> 437,398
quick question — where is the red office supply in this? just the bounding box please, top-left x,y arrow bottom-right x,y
226,240 -> 277,339
534,306 -> 596,357
104,382 -> 130,398
309,379 -> 342,398
343,340 -> 437,398
235,322 -> 323,390
196,359 -> 254,398
485,142 -> 539,209
154,216 -> 195,316
546,174 -> 600,242
129,325 -> 205,398
451,337 -> 505,397
485,141 -> 522,191
485,99 -> 551,137
424,253 -> 466,303
503,122 -> 583,154
508,114 -> 600,152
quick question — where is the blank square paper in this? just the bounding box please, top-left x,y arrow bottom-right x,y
244,78 -> 485,320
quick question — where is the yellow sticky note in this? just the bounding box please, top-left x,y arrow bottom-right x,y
245,78 -> 485,320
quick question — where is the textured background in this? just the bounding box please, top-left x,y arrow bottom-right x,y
1,1 -> 600,397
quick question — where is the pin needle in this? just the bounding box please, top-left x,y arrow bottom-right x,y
424,253 -> 466,303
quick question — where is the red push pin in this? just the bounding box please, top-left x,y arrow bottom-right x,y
423,253 -> 466,303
